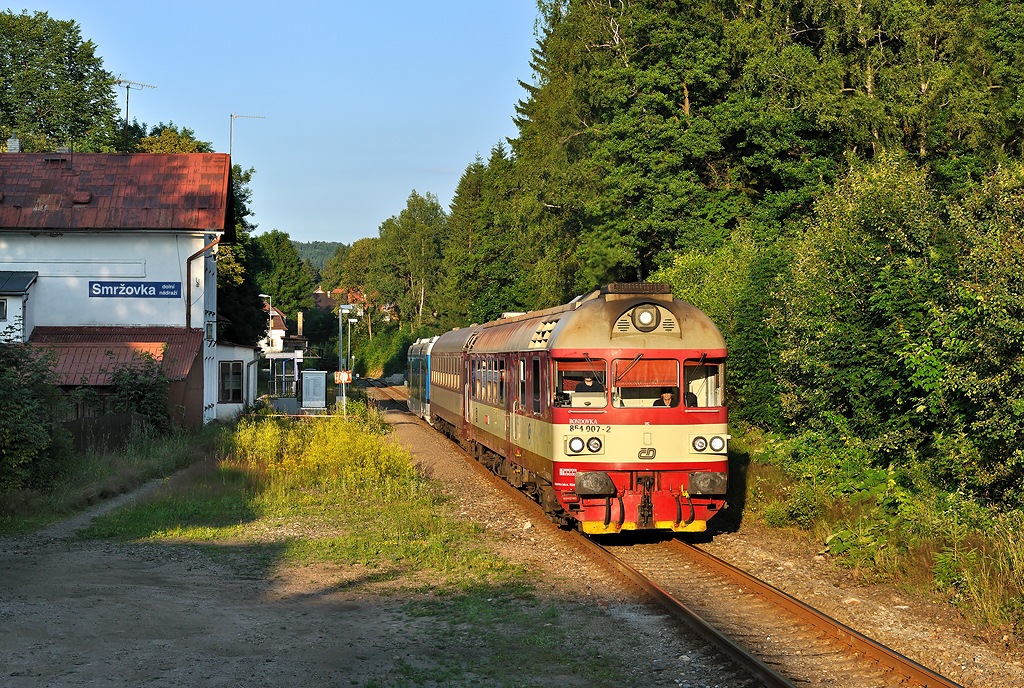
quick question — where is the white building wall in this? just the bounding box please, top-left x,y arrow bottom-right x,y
0,232 -> 211,334
0,294 -> 27,341
215,343 -> 259,422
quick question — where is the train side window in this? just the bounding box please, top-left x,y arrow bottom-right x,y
684,358 -> 725,408
532,357 -> 541,414
498,359 -> 506,406
518,360 -> 526,411
473,359 -> 481,400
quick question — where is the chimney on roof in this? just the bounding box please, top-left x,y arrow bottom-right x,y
6,134 -> 20,153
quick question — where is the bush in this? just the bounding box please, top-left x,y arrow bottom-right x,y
109,352 -> 170,432
0,330 -> 70,490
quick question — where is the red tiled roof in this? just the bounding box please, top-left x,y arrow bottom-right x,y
0,153 -> 233,233
29,326 -> 203,385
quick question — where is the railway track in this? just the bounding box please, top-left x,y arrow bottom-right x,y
364,378 -> 962,688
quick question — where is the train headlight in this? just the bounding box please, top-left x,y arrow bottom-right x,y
586,437 -> 602,453
631,304 -> 661,332
692,436 -> 708,452
709,436 -> 726,452
568,436 -> 585,454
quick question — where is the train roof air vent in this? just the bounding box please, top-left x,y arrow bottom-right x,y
529,318 -> 559,349
602,283 -> 672,295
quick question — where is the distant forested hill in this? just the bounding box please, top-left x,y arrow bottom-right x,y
293,240 -> 346,270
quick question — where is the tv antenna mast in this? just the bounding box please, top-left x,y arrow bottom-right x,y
229,113 -> 265,156
116,78 -> 156,151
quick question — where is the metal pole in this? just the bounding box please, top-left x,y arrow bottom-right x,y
339,306 -> 350,417
341,310 -> 346,417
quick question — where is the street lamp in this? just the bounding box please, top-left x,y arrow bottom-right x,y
348,317 -> 357,372
339,305 -> 352,415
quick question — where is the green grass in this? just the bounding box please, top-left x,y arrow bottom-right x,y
75,404 -> 523,590
0,423 -> 224,533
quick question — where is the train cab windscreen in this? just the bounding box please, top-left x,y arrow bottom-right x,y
553,359 -> 607,408
612,357 -> 679,407
610,356 -> 725,408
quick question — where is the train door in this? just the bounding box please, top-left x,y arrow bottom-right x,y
511,355 -> 524,443
462,353 -> 472,441
501,355 -> 511,457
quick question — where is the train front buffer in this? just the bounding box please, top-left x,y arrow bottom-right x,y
554,424 -> 730,534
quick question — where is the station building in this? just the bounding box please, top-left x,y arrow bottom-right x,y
0,148 -> 258,427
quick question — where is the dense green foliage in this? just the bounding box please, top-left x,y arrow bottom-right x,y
0,331 -> 70,491
217,165 -> 270,346
254,229 -> 317,325
334,0 -> 1024,511
0,10 -> 120,151
293,240 -> 346,272
770,154 -> 1024,505
108,352 -> 171,432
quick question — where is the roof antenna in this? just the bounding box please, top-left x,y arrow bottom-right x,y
229,113 -> 265,156
116,78 -> 156,152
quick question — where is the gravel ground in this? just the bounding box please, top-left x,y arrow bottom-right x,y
2,402 -> 1022,687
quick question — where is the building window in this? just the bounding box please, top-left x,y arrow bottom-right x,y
0,298 -> 7,321
219,360 -> 243,403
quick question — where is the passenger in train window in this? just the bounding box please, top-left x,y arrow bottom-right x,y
653,388 -> 676,407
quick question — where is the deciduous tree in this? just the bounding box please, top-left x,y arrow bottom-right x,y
0,10 -> 119,151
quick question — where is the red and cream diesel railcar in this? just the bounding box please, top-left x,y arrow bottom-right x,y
407,283 -> 729,534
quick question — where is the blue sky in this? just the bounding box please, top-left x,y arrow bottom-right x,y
13,1 -> 540,245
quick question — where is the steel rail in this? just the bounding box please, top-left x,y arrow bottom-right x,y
577,535 -> 796,687
668,539 -> 962,688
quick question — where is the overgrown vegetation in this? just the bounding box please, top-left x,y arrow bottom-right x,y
107,351 -> 171,432
82,404 -> 520,588
0,423 -> 217,533
0,335 -> 204,516
0,327 -> 70,493
735,425 -> 1024,637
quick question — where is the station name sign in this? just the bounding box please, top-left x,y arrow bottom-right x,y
89,281 -> 182,298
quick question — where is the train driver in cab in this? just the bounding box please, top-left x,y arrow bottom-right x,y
576,375 -> 604,392
653,387 -> 676,407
